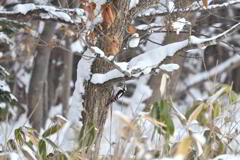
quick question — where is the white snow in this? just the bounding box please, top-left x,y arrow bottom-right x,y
129,0 -> 139,10
211,154 -> 240,160
192,133 -> 206,145
114,61 -> 129,71
127,39 -> 188,76
0,80 -> 10,92
138,5 -> 166,17
16,68 -> 31,93
128,33 -> 140,48
91,69 -> 124,84
71,40 -> 85,53
160,63 -> 179,72
135,23 -> 159,30
1,1 -> 240,159
13,3 -> 36,15
0,113 -> 31,149
21,145 -> 37,160
75,8 -> 85,16
190,22 -> 240,46
0,3 -> 87,25
172,18 -> 190,34
68,49 -> 95,123
9,152 -> 21,160
168,1 -> 175,12
91,46 -> 105,57
49,11 -> 72,22
33,0 -> 49,5
0,32 -> 11,43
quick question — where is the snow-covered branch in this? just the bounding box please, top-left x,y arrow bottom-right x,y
91,22 -> 240,85
126,22 -> 240,76
0,3 -> 86,25
138,0 -> 240,17
179,54 -> 240,93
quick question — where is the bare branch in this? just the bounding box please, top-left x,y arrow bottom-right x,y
177,54 -> 240,95
138,0 -> 240,17
128,0 -> 160,18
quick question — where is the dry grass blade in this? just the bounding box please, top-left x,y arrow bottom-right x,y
188,103 -> 205,122
175,137 -> 192,159
114,111 -> 136,131
202,0 -> 208,8
140,114 -> 166,128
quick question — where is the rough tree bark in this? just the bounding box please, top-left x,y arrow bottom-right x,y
28,22 -> 57,130
78,0 -> 131,157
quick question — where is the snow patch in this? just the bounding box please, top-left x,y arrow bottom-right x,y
91,69 -> 124,84
68,49 -> 95,123
129,33 -> 140,48
13,3 -> 36,15
0,80 -> 10,92
211,154 -> 240,160
160,64 -> 179,72
71,40 -> 85,53
91,46 -> 105,57
172,18 -> 190,34
127,40 -> 188,76
114,61 -> 128,71
49,11 -> 72,22
168,1 -> 175,12
136,23 -> 159,30
129,0 -> 139,10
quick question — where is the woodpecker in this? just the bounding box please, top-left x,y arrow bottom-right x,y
107,85 -> 127,106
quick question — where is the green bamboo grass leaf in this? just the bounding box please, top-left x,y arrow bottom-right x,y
47,152 -> 68,160
7,139 -> 17,151
38,139 -> 47,160
26,140 -> 34,149
212,103 -> 221,119
151,100 -> 174,137
48,153 -> 68,160
218,141 -> 225,154
228,90 -> 237,104
45,138 -> 59,150
14,128 -> 25,146
42,124 -> 63,138
0,65 -> 10,80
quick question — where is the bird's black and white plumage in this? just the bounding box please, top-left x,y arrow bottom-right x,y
107,85 -> 127,106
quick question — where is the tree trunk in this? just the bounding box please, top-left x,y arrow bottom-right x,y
78,0 -> 130,157
78,59 -> 113,156
28,22 -> 57,130
62,38 -> 73,116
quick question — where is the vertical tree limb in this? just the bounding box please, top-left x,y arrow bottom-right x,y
62,38 -> 73,116
28,22 -> 57,130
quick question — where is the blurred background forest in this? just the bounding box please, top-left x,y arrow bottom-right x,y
1,0 -> 240,159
